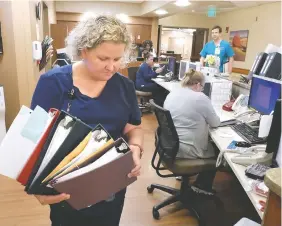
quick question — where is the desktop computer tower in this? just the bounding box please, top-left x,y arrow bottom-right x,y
259,52 -> 281,80
248,52 -> 268,79
0,86 -> 6,143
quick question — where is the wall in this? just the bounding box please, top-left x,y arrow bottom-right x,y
213,2 -> 281,69
159,2 -> 281,70
55,12 -> 156,47
56,12 -> 153,25
161,30 -> 193,59
0,0 -> 54,128
0,2 -> 20,127
159,13 -> 213,29
55,1 -> 141,16
150,18 -> 158,47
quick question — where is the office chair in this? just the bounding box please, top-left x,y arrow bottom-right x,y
127,67 -> 152,114
148,99 -> 222,225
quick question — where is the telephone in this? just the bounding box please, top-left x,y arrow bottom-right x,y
222,94 -> 248,113
231,145 -> 273,166
216,140 -> 252,167
232,94 -> 249,112
222,99 -> 235,111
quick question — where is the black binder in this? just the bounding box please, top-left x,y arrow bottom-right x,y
25,111 -> 92,194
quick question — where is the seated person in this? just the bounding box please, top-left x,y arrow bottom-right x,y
140,40 -> 156,58
164,69 -> 220,192
136,53 -> 167,106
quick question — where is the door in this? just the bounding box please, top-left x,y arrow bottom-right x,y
191,28 -> 208,62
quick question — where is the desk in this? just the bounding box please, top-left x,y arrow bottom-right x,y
152,78 -> 181,92
153,78 -> 266,219
209,127 -> 266,219
152,78 -> 234,122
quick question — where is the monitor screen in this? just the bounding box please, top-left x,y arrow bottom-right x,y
189,62 -> 197,70
179,61 -> 188,80
248,76 -> 281,114
168,57 -> 176,74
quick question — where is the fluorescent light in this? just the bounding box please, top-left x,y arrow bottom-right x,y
175,0 -> 191,7
155,9 -> 168,15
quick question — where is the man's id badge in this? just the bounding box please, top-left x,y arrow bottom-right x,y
215,47 -> 220,55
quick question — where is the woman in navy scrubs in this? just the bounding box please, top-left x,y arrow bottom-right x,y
31,15 -> 144,226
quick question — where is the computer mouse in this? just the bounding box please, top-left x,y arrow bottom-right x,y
235,141 -> 252,148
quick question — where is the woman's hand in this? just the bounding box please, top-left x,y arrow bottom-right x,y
155,65 -> 165,74
34,193 -> 70,205
128,145 -> 142,178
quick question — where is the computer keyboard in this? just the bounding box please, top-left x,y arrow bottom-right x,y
230,123 -> 265,144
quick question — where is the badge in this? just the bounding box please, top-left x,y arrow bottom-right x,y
215,47 -> 220,55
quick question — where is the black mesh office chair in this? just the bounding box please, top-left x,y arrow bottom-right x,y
147,99 -> 222,225
127,67 -> 152,113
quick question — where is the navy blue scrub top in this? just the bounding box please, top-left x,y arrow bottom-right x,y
31,65 -> 141,140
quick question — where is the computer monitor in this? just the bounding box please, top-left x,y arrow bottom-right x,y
248,75 -> 281,114
168,57 -> 176,74
265,100 -> 281,167
178,60 -> 190,80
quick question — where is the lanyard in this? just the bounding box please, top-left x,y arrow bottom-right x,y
67,88 -> 75,113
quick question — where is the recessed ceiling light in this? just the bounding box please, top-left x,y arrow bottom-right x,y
155,9 -> 168,15
192,10 -> 195,12
175,0 -> 191,7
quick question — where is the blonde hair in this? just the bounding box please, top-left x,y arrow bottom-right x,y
181,69 -> 205,87
65,14 -> 132,59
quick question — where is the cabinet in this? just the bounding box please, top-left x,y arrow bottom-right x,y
125,24 -> 152,44
51,22 -> 151,49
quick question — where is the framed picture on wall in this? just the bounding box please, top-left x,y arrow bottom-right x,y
229,30 -> 249,62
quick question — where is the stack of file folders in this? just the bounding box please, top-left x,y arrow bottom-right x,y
0,106 -> 136,210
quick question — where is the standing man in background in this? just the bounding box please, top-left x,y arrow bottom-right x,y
200,25 -> 234,74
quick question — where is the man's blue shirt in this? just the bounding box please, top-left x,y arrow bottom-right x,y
200,40 -> 234,72
31,65 -> 141,140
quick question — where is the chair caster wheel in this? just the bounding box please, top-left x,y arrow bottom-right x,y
152,208 -> 160,220
147,186 -> 154,193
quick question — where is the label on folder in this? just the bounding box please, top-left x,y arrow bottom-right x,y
21,106 -> 49,143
